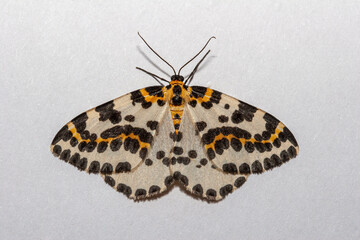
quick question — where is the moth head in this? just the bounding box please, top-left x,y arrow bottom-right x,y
170,75 -> 184,82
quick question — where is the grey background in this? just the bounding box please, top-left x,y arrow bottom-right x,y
1,1 -> 359,239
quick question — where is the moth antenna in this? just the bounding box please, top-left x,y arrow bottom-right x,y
138,32 -> 176,76
136,67 -> 170,84
178,36 -> 215,76
184,50 -> 211,85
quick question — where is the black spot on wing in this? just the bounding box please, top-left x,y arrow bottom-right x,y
239,163 -> 250,174
231,110 -> 244,124
251,160 -> 263,174
200,158 -> 208,166
188,150 -> 197,158
196,121 -> 207,132
262,131 -> 271,140
88,161 -> 100,173
201,101 -> 213,109
123,138 -> 140,154
110,139 -> 122,151
230,138 -> 242,152
206,189 -> 217,199
164,176 -> 174,187
202,127 -> 251,145
273,138 -> 281,148
71,112 -> 88,134
218,115 -> 229,123
145,86 -> 163,95
117,183 -> 132,197
59,149 -> 70,162
214,138 -> 229,155
124,115 -> 135,122
280,150 -> 290,163
146,121 -> 158,131
100,163 -> 113,174
85,141 -> 97,152
162,157 -> 170,166
97,141 -> 108,153
95,100 -> 122,124
192,184 -> 203,196
254,142 -> 266,153
131,86 -> 164,109
244,142 -> 254,153
100,125 -> 153,143
231,101 -> 257,123
145,158 -> 153,166
104,176 -> 115,187
149,185 -> 161,195
141,101 -> 152,109
115,162 -> 131,173
52,125 -> 72,145
139,147 -> 148,159
207,148 -> 216,160
210,90 -> 222,104
234,177 -> 246,188
254,134 -> 263,141
173,147 -> 183,155
80,130 -> 90,140
130,90 -> 144,103
191,86 -> 207,98
169,131 -> 183,142
188,100 -> 197,107
78,141 -> 87,152
156,151 -> 165,159
283,127 -> 298,147
288,146 -> 297,158
157,99 -> 165,106
222,163 -> 238,174
220,184 -> 233,197
135,189 -> 147,198
238,100 -> 257,113
77,158 -> 88,171
70,137 -> 78,147
263,113 -> 280,134
52,145 -> 62,156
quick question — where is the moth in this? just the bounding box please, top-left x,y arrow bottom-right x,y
51,33 -> 299,201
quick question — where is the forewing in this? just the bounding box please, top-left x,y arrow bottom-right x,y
188,86 -> 299,176
50,86 -> 168,176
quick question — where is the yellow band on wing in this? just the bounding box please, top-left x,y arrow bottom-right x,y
67,122 -> 150,149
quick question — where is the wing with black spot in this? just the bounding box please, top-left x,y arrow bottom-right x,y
170,104 -> 249,201
50,86 -> 174,199
100,102 -> 175,200
187,86 -> 299,176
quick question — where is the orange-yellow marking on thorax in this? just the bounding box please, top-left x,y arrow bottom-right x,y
168,80 -> 189,133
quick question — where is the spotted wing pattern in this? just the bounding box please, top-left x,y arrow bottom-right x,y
170,105 -> 248,201
51,81 -> 299,202
100,105 -> 174,199
170,86 -> 298,200
50,86 -> 174,199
